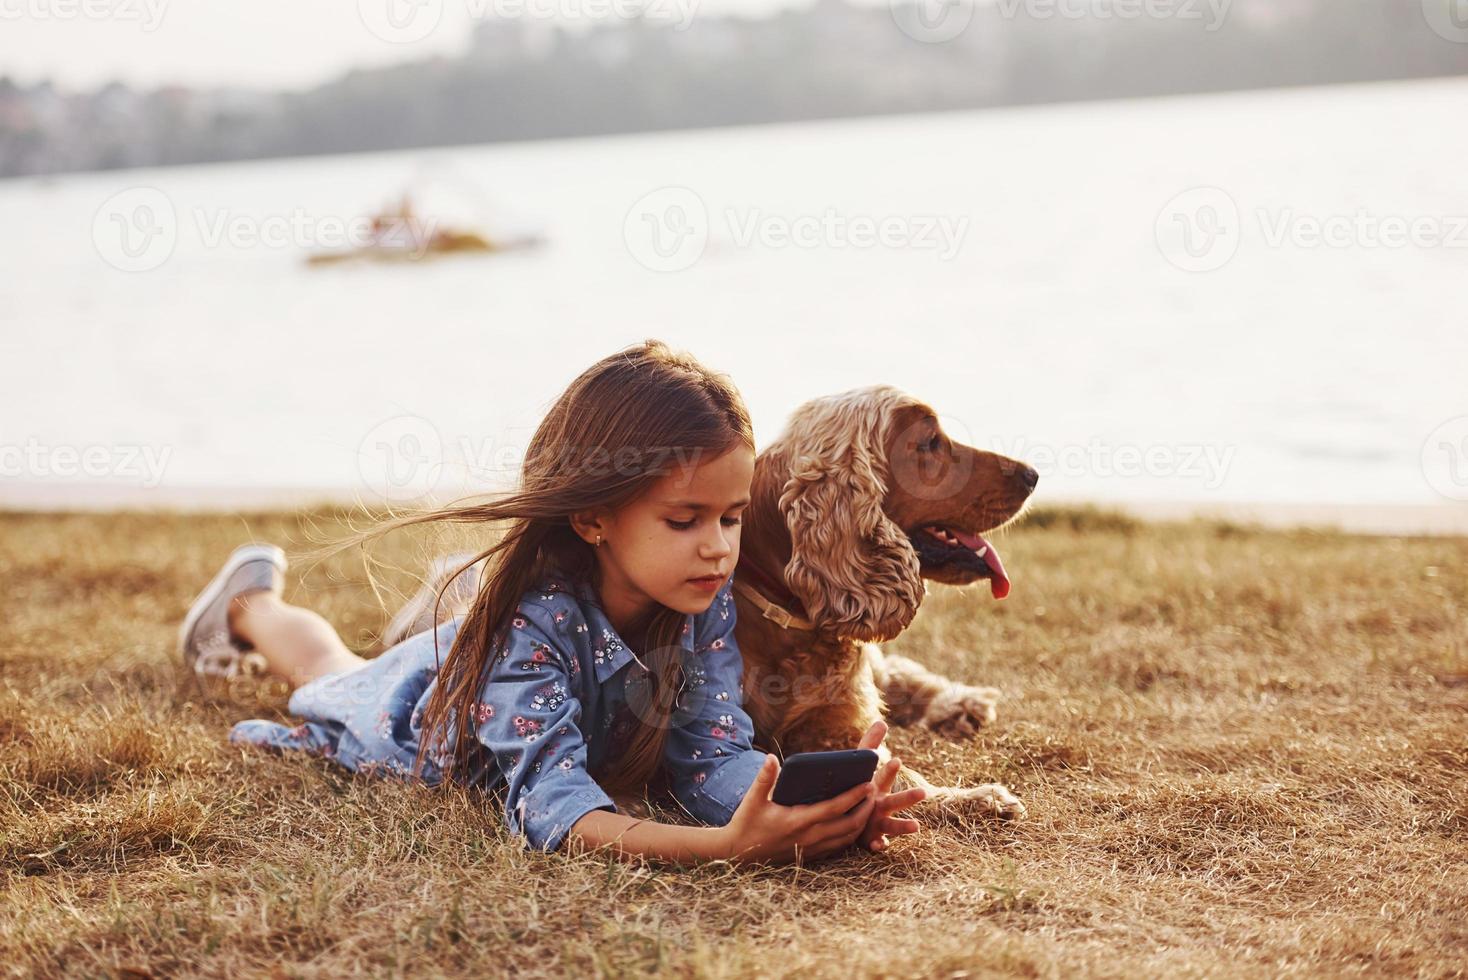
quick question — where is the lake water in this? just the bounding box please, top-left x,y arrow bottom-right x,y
2,77 -> 1465,513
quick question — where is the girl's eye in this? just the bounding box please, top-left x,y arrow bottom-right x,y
666,516 -> 743,530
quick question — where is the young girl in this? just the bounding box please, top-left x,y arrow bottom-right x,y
179,340 -> 924,864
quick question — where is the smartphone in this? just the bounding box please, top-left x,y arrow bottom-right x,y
771,748 -> 879,807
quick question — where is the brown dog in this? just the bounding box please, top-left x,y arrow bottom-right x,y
730,386 -> 1034,818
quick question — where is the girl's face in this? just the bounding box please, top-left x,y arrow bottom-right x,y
576,446 -> 755,633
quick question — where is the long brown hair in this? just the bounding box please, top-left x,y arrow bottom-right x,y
362,340 -> 752,799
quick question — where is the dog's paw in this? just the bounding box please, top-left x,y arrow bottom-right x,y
935,783 -> 1026,821
921,684 -> 1001,739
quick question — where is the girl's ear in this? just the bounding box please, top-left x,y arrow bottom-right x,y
569,510 -> 609,547
778,398 -> 924,643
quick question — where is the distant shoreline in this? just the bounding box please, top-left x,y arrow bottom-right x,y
1089,499 -> 1468,539
7,74 -> 1467,187
3,483 -> 1464,537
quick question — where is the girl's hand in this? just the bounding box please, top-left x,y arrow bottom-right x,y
717,754 -> 876,864
856,719 -> 926,853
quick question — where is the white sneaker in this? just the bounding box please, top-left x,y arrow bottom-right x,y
178,543 -> 287,696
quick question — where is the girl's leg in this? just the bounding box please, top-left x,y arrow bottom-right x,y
229,593 -> 368,690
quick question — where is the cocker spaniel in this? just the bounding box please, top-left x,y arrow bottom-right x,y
731,385 -> 1035,819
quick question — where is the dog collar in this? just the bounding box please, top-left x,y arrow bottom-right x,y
732,578 -> 817,632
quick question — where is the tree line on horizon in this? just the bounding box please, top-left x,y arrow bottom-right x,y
2,0 -> 1465,179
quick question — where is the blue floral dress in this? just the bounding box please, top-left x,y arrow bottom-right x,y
229,574 -> 766,852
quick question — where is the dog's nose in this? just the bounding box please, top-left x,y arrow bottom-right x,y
1017,465 -> 1039,491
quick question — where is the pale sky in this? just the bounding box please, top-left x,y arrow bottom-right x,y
0,0 -> 824,91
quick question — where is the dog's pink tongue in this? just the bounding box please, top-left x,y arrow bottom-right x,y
953,530 -> 1010,599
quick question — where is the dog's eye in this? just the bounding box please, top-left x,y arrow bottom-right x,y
919,433 -> 942,453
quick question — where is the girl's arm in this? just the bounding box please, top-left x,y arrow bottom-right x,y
569,753 -> 876,865
565,809 -> 730,863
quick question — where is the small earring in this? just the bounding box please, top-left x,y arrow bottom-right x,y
595,535 -> 603,548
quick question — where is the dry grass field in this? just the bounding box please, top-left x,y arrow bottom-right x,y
2,505 -> 1465,978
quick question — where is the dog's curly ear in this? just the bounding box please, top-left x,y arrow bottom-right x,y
779,393 -> 924,642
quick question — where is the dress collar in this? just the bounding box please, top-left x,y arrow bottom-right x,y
566,575 -> 697,684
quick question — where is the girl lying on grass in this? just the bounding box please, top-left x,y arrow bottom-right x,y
177,340 -> 925,864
